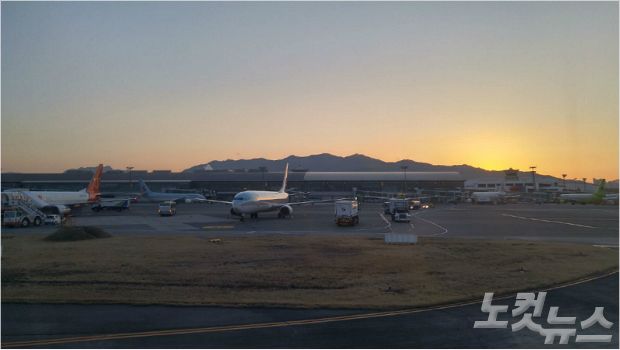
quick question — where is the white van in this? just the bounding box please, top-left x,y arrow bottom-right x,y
158,201 -> 177,216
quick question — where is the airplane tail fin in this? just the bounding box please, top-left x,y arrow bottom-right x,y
594,179 -> 606,198
279,163 -> 289,193
86,164 -> 103,201
139,179 -> 151,194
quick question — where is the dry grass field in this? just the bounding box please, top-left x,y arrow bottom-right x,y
1,234 -> 617,309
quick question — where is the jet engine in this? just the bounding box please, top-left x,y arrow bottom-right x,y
278,205 -> 293,218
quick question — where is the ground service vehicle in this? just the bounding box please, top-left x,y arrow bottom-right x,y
158,201 -> 177,216
92,199 -> 131,212
45,215 -> 62,225
2,209 -> 43,227
335,200 -> 359,226
383,201 -> 391,214
387,199 -> 411,222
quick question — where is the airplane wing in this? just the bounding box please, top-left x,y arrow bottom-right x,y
287,198 -> 349,206
358,195 -> 394,200
204,199 -> 233,205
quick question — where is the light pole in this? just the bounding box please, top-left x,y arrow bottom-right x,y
126,166 -> 134,192
582,177 -> 587,192
562,174 -> 567,190
529,166 -> 537,193
573,178 -> 578,191
401,165 -> 408,195
259,166 -> 267,190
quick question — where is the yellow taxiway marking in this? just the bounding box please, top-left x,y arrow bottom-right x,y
0,304 -> 479,348
2,272 -> 616,348
501,214 -> 596,229
202,225 -> 234,229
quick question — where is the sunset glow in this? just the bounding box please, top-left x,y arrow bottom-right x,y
2,2 -> 617,180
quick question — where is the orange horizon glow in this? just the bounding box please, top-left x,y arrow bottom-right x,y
1,2 -> 618,181
2,149 -> 617,182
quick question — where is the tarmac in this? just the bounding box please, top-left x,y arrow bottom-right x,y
2,273 -> 618,348
10,202 -> 619,245
2,201 -> 618,348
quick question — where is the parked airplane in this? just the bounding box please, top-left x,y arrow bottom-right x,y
138,180 -> 207,203
560,180 -> 614,204
207,163 -> 332,220
2,164 -> 103,214
470,191 -> 519,204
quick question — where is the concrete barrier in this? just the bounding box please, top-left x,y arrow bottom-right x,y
385,233 -> 417,244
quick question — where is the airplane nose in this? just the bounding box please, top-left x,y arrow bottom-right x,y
233,201 -> 250,213
232,201 -> 242,212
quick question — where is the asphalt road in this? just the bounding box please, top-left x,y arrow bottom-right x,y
2,273 -> 618,348
11,202 -> 619,245
413,204 -> 619,245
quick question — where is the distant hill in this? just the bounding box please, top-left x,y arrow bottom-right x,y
64,165 -> 115,173
183,153 -> 561,181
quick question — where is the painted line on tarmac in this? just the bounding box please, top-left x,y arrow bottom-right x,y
501,214 -> 596,228
3,270 -> 617,348
379,213 -> 392,232
592,245 -> 619,249
411,211 -> 448,236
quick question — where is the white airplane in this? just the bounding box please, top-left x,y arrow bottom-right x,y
138,179 -> 207,203
560,180 -> 615,204
470,191 -> 519,204
207,163 -> 332,220
3,164 -> 103,214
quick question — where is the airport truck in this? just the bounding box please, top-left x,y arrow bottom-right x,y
91,199 -> 131,212
2,209 -> 44,228
387,199 -> 411,222
409,199 -> 421,210
335,200 -> 359,226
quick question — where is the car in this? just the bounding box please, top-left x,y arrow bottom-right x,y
45,214 -> 62,225
158,201 -> 176,216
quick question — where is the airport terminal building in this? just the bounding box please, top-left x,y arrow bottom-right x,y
2,170 -> 465,199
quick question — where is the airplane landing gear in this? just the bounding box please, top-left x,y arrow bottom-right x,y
250,213 -> 258,219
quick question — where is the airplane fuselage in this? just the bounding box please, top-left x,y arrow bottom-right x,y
559,193 -> 602,204
24,190 -> 90,206
471,191 -> 505,203
231,190 -> 289,214
560,193 -> 594,201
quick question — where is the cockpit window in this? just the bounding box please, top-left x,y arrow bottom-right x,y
233,196 -> 245,201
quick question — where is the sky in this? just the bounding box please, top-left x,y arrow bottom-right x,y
2,1 -> 618,180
